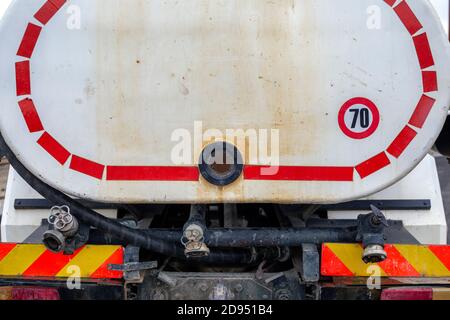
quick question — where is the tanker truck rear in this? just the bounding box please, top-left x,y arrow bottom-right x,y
0,0 -> 449,300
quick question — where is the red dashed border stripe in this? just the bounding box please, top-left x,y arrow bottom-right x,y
394,1 -> 423,35
34,0 -> 67,25
355,152 -> 391,179
106,166 -> 200,181
17,23 -> 42,58
37,132 -> 70,165
15,61 -> 31,96
409,94 -> 436,129
14,0 -> 438,182
413,33 -> 435,69
387,125 -> 418,158
384,0 -> 397,7
244,166 -> 354,182
70,155 -> 105,180
422,71 -> 438,92
18,98 -> 44,133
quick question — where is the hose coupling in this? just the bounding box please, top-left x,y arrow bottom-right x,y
43,205 -> 79,253
182,224 -> 210,258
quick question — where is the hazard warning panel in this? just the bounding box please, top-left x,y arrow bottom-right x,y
0,243 -> 123,279
0,0 -> 449,204
322,243 -> 450,278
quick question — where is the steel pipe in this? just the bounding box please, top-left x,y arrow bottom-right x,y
146,228 -> 358,247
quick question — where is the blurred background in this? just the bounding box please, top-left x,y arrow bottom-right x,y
432,0 -> 449,34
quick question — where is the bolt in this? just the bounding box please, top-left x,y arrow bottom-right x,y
371,215 -> 381,225
234,284 -> 243,293
275,289 -> 291,300
152,289 -> 166,300
199,283 -> 208,292
174,293 -> 182,300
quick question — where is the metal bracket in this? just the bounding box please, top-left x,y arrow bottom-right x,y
301,244 -> 320,283
108,246 -> 157,282
14,198 -> 433,211
109,261 -> 157,273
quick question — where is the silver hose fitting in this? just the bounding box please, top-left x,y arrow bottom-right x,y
182,223 -> 210,258
362,244 -> 387,264
182,205 -> 211,258
43,205 -> 79,253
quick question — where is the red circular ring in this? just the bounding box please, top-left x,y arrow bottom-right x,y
338,97 -> 380,140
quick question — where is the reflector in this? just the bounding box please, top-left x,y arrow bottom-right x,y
0,287 -> 60,300
381,287 -> 433,300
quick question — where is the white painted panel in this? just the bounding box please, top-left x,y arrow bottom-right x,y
0,1 -> 448,203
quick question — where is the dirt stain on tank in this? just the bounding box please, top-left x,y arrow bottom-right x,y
93,0 -> 323,202
95,0 -> 151,163
192,0 -> 319,201
255,0 -> 319,159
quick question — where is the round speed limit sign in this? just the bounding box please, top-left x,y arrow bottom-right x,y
338,97 -> 380,139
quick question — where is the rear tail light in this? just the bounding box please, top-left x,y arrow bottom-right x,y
0,287 -> 60,300
381,287 -> 433,300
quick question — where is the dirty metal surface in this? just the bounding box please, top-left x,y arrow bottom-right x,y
0,159 -> 9,213
137,270 -> 304,300
0,0 -> 449,204
436,157 -> 450,243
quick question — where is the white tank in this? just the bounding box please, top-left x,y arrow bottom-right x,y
0,0 -> 449,204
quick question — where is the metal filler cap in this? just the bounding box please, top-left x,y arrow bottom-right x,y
199,142 -> 243,187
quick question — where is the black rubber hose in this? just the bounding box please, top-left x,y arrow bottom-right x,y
140,228 -> 357,247
435,115 -> 450,158
0,132 -> 255,264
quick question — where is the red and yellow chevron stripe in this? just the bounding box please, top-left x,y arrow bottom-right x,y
322,243 -> 450,277
0,244 -> 123,279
